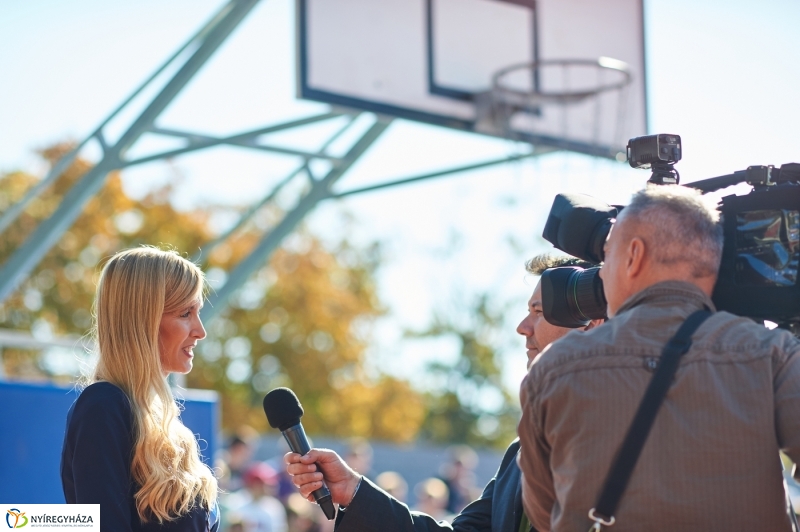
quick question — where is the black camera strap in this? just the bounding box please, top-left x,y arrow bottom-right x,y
587,309 -> 712,531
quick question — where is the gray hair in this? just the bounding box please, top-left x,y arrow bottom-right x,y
620,184 -> 723,278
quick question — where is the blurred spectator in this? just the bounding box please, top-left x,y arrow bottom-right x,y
225,517 -> 246,532
413,478 -> 452,522
343,438 -> 373,477
215,458 -> 232,492
225,462 -> 288,532
273,437 -> 299,503
220,425 -> 260,493
284,493 -> 321,532
438,445 -> 479,514
375,471 -> 408,503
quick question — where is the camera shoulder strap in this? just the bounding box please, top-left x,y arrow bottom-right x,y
587,308 -> 712,531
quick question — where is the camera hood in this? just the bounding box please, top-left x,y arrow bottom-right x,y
542,193 -> 619,263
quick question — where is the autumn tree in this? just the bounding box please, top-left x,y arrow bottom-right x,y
190,236 -> 425,441
409,294 -> 520,449
0,144 -> 424,442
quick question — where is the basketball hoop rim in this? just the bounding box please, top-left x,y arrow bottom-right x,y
490,57 -> 633,104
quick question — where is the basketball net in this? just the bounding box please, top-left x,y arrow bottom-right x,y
475,57 -> 633,152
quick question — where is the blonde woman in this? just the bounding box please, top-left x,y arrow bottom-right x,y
61,247 -> 219,531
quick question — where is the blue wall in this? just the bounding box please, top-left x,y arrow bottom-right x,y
0,381 -> 218,503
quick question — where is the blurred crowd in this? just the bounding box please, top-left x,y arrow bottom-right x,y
214,427 -> 483,532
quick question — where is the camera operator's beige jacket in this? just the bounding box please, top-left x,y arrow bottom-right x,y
518,281 -> 800,532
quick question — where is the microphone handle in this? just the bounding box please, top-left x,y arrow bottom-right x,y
283,424 -> 312,454
282,423 -> 336,520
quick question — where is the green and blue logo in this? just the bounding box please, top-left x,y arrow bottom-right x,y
5,509 -> 27,529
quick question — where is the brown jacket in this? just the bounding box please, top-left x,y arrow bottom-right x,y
518,281 -> 800,532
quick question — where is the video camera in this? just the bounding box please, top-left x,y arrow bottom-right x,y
540,133 -> 800,333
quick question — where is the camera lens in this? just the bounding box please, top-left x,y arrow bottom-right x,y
540,266 -> 608,328
587,218 -> 614,263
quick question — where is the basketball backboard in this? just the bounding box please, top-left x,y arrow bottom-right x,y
297,0 -> 647,159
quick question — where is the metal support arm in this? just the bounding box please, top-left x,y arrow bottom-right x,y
0,0 -> 261,304
192,114 -> 356,263
0,0 -> 559,324
333,147 -> 553,198
201,118 -> 391,321
122,113 -> 347,168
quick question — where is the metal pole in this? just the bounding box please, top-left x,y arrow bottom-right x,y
192,114 -> 356,263
201,118 -> 391,322
0,148 -> 83,235
0,1 -> 234,236
0,0 -> 261,305
122,112 -> 346,168
332,150 -> 546,198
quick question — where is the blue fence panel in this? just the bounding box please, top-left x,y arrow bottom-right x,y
0,381 -> 218,503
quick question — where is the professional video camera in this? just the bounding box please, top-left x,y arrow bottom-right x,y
540,133 -> 800,333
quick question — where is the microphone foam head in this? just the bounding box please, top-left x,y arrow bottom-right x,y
263,387 -> 304,431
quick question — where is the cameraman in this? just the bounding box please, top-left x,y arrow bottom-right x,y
518,185 -> 800,531
285,255 -> 602,532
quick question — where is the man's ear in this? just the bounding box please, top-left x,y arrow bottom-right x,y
626,236 -> 646,279
583,318 -> 604,331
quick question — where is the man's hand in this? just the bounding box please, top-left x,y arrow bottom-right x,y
284,449 -> 361,506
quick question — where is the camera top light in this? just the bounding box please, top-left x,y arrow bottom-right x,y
627,134 -> 682,169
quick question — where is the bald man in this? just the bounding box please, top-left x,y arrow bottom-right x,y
285,254 -> 601,532
518,185 -> 800,531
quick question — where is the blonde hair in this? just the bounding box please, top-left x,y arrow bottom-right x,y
91,246 -> 217,524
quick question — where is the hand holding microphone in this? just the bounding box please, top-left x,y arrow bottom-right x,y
263,387 -> 345,520
284,449 -> 361,506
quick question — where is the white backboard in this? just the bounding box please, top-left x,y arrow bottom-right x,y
297,0 -> 647,158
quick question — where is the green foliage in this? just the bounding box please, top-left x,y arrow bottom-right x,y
191,237 -> 425,442
0,144 -> 425,442
409,294 -> 521,449
0,143 -> 212,380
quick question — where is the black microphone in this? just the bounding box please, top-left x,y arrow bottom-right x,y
263,387 -> 335,520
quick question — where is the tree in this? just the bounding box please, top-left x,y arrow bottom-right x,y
0,144 -> 425,442
409,294 -> 521,449
0,144 -> 213,379
189,235 -> 425,441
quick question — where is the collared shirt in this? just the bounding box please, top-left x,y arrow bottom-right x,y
518,281 -> 800,532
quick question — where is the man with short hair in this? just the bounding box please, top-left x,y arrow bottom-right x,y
518,185 -> 800,531
285,255 -> 601,532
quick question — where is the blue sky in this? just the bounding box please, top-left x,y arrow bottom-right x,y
1,0 -> 799,399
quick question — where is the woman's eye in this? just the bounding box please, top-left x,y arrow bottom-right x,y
180,311 -> 191,318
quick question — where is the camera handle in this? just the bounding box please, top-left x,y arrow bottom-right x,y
684,163 -> 800,193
